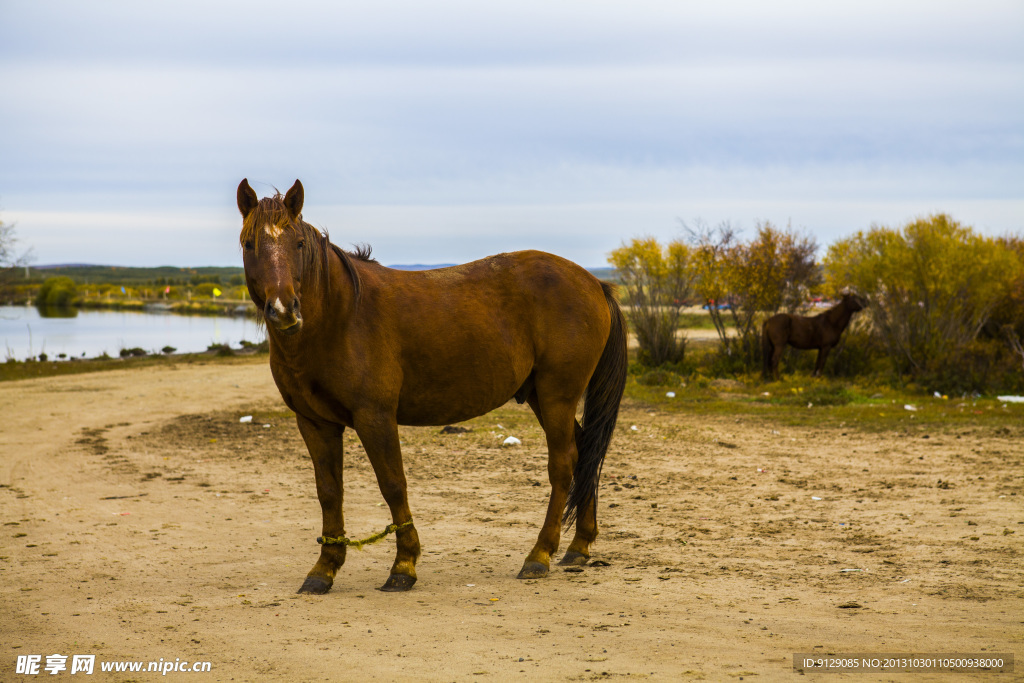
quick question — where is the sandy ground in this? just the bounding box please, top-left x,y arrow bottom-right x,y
1,358 -> 1021,681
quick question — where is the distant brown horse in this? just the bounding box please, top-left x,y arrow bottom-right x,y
237,179 -> 627,594
762,293 -> 867,380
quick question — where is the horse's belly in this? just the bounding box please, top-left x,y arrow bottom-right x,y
395,364 -> 524,426
788,338 -> 821,350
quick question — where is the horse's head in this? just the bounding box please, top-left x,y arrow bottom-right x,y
237,178 -> 315,336
842,292 -> 868,312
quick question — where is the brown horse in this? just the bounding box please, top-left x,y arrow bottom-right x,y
762,293 -> 867,380
236,179 -> 627,594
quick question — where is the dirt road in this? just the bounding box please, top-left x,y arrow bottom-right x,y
2,359 -> 1020,680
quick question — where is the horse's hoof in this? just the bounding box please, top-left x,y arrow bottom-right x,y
517,561 -> 549,579
557,551 -> 590,566
297,576 -> 332,595
378,573 -> 416,592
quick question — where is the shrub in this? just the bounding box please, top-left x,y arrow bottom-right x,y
207,343 -> 234,356
824,214 -> 1022,389
609,237 -> 694,366
119,347 -> 147,358
916,340 -> 1013,395
193,282 -> 220,298
161,346 -> 177,354
989,235 -> 1024,369
36,276 -> 77,307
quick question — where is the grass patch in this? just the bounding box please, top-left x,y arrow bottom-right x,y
624,372 -> 1024,431
636,369 -> 685,387
678,312 -> 734,331
768,383 -> 853,406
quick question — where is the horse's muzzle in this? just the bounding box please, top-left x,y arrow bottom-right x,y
276,317 -> 303,335
265,297 -> 302,335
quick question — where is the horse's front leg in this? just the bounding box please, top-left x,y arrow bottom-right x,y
295,415 -> 347,594
770,341 -> 785,381
354,412 -> 421,592
813,345 -> 832,377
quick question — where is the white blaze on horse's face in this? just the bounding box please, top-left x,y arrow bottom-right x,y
257,221 -> 303,335
262,224 -> 287,289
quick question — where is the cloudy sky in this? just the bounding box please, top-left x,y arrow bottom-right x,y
1,0 -> 1021,267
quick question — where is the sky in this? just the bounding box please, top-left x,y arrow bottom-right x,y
1,0 -> 1021,268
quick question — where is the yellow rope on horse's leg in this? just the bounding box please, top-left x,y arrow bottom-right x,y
317,520 -> 413,549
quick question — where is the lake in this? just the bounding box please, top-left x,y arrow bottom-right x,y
0,306 -> 265,360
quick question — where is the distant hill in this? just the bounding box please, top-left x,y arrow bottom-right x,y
24,265 -> 245,285
587,267 -> 618,282
33,263 -> 96,270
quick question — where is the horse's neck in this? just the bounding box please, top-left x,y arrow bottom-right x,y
309,245 -> 359,326
824,301 -> 853,327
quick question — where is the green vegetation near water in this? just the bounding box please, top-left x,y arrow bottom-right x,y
0,349 -> 265,383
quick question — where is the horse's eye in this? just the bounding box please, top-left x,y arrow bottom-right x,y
244,240 -> 253,250
297,240 -> 305,249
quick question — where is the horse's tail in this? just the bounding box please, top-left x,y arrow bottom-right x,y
564,282 -> 628,527
761,319 -> 774,379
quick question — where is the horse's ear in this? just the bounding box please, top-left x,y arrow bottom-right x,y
237,179 -> 259,219
283,179 -> 304,218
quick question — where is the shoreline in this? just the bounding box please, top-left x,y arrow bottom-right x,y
1,299 -> 258,317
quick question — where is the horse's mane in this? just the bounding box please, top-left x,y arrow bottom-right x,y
820,293 -> 860,323
240,194 -> 372,302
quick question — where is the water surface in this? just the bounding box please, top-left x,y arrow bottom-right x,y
0,306 -> 264,360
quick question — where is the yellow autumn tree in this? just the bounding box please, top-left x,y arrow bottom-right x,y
823,214 -> 1022,380
609,237 -> 694,366
687,220 -> 820,366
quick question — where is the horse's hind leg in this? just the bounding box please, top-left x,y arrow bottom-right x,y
524,400 -> 596,567
518,391 -> 580,579
295,415 -> 347,594
559,491 -> 596,566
